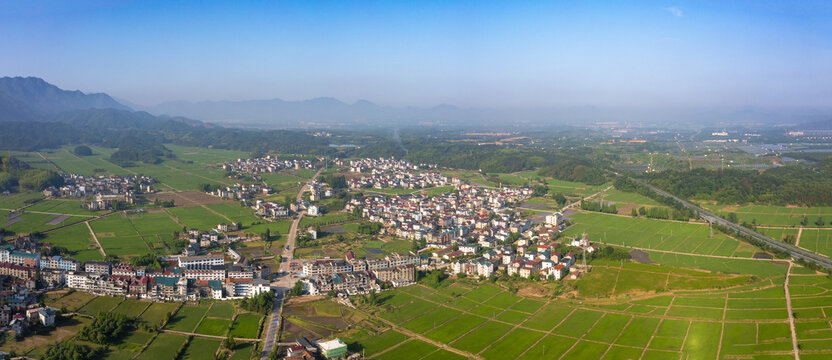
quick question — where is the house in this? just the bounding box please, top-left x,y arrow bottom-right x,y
307,227 -> 318,240
318,339 -> 348,359
85,261 -> 111,275
38,308 -> 55,326
307,205 -> 320,216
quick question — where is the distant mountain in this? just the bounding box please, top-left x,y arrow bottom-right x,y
0,90 -> 37,122
0,76 -> 130,114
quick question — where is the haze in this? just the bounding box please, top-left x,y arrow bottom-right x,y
2,0 -> 831,110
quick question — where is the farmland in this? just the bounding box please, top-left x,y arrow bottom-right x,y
562,211 -> 758,258
702,204 -> 832,228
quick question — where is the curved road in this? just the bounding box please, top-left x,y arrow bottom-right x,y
623,175 -> 832,269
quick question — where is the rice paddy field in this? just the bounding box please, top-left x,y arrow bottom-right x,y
563,211 -> 759,258
340,260 -> 822,360
703,204 -> 832,228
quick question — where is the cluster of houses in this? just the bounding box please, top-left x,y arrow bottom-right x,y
300,251 -> 423,295
66,254 -> 272,301
345,184 -> 535,245
181,223 -> 243,256
306,181 -> 334,201
0,235 -> 272,307
338,157 -> 437,173
42,174 -> 155,210
222,156 -> 314,177
348,171 -> 454,190
448,233 -> 594,281
208,183 -> 273,201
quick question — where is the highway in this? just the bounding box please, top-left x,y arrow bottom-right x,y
624,176 -> 832,269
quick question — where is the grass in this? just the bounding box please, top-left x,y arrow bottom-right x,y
44,290 -> 96,311
451,321 -> 513,353
358,330 -> 408,356
375,339 -> 438,360
703,204 -> 832,228
481,328 -> 544,360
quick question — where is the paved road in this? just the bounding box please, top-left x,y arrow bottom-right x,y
260,167 -> 324,359
623,175 -> 832,269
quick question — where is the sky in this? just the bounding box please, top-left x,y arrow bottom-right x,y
1,0 -> 831,109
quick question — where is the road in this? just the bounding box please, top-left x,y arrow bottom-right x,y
260,167 -> 324,359
624,175 -> 832,269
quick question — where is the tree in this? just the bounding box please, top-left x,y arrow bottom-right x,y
288,281 -> 304,296
638,207 -> 647,216
801,216 -> 810,226
816,217 -> 825,226
78,312 -> 132,344
225,334 -> 236,350
631,208 -> 638,217
73,145 -> 93,156
264,228 -> 271,241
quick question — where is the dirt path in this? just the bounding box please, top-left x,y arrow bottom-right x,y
796,227 -> 804,247
563,185 -> 613,211
158,328 -> 261,342
36,151 -> 63,172
0,208 -> 96,217
86,220 -> 106,258
784,262 -> 800,360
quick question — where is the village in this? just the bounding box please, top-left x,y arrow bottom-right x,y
41,174 -> 156,210
222,155 -> 315,180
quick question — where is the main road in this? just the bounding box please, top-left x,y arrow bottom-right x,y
623,175 -> 832,269
260,167 -> 324,359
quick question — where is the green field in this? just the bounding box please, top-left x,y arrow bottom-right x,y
165,304 -> 210,332
78,296 -> 123,316
207,301 -> 236,319
113,299 -> 151,318
139,302 -> 181,327
136,334 -> 189,360
229,313 -> 263,338
195,318 -> 232,336
167,206 -> 228,230
179,337 -> 222,360
704,204 -> 832,228
563,211 -> 757,258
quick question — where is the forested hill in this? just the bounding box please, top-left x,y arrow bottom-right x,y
643,158 -> 832,206
0,76 -> 130,114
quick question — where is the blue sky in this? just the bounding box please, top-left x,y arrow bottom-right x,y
1,0 -> 831,108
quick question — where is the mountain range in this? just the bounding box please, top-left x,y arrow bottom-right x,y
1,76 -> 830,130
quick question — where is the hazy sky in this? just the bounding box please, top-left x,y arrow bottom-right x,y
2,0 -> 831,108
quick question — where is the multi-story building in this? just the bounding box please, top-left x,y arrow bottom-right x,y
302,259 -> 354,276
183,266 -> 226,281
178,254 -> 225,269
40,256 -> 80,272
85,261 -> 111,275
0,250 -> 40,268
371,265 -> 415,286
0,263 -> 36,280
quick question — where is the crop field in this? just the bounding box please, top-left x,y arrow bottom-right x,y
165,303 -> 210,332
575,262 -> 753,298
598,188 -> 662,207
25,199 -> 102,216
207,301 -> 236,319
179,337 -> 222,360
758,227 -> 801,243
798,229 -> 832,258
44,290 -> 96,311
260,172 -> 306,190
544,178 -> 609,196
353,263 -> 808,360
126,212 -> 183,235
205,202 -> 261,224
78,295 -> 123,316
229,343 -> 255,360
42,223 -> 103,262
113,299 -> 151,318
229,313 -> 263,338
166,206 -> 228,230
195,317 -> 233,336
563,211 -> 757,258
166,144 -> 249,164
136,333 -> 189,360
2,211 -> 87,234
299,212 -> 356,228
139,302 -> 181,327
704,204 -> 832,228
0,191 -> 43,209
